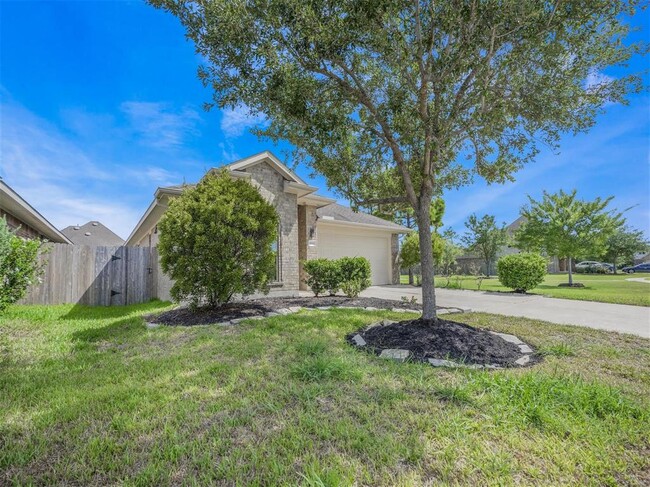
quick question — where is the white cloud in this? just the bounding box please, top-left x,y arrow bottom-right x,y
0,97 -> 185,239
120,101 -> 200,149
585,69 -> 615,93
218,141 -> 240,162
220,104 -> 267,138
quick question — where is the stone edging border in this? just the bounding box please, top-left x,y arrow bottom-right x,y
145,304 -> 469,329
350,323 -> 534,369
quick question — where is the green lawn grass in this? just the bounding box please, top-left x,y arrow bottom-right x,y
2,302 -> 649,485
400,273 -> 650,306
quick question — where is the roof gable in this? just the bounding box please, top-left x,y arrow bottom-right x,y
216,151 -> 306,184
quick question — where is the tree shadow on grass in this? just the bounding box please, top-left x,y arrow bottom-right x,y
62,299 -> 171,321
480,290 -> 538,298
70,316 -> 148,345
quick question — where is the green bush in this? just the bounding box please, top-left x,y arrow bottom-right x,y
0,218 -> 44,312
497,252 -> 547,293
338,256 -> 371,297
303,258 -> 342,296
303,257 -> 371,297
158,170 -> 279,307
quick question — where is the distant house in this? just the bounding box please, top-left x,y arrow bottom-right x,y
61,221 -> 124,246
0,179 -> 71,243
456,216 -> 561,274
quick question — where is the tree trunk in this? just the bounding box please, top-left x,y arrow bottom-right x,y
568,257 -> 573,286
416,201 -> 437,322
408,267 -> 414,285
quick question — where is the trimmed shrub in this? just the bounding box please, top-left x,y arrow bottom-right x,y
338,256 -> 371,297
497,253 -> 547,293
0,218 -> 44,312
303,258 -> 342,296
158,170 -> 279,308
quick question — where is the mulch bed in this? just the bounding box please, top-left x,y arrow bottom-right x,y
348,318 -> 538,367
147,296 -> 423,327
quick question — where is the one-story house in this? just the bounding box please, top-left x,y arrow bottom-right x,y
125,151 -> 411,297
61,221 -> 125,246
0,178 -> 72,243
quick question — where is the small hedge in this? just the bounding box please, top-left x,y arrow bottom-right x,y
497,253 -> 547,293
303,259 -> 341,296
338,257 -> 372,298
303,257 -> 372,298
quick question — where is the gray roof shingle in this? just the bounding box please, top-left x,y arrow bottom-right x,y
316,204 -> 411,232
61,221 -> 124,246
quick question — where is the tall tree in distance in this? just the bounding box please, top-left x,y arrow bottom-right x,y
516,190 -> 624,286
150,0 -> 644,321
461,214 -> 508,277
603,226 -> 648,273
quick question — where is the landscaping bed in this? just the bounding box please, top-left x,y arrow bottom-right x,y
348,318 -> 538,367
147,296 -> 426,326
3,303 -> 649,485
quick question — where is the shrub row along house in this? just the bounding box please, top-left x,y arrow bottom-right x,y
126,151 -> 411,298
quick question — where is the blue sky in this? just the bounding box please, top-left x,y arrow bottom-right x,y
1,1 -> 648,240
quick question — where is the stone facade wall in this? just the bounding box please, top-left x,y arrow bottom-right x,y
298,205 -> 319,290
243,162 -> 299,293
391,234 -> 400,284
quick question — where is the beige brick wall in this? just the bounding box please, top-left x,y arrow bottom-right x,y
1,209 -> 47,241
298,205 -> 319,290
243,161 -> 300,293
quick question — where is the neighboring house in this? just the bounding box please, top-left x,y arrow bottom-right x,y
61,221 -> 124,246
634,252 -> 650,264
126,151 -> 411,297
456,216 -> 561,274
0,179 -> 71,243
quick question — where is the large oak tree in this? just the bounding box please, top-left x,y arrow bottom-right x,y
149,0 -> 643,321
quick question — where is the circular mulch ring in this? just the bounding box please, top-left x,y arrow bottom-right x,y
347,318 -> 539,368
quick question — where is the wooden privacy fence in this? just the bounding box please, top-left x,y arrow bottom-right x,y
21,244 -> 162,306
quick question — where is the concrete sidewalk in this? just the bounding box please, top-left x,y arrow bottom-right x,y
360,285 -> 650,338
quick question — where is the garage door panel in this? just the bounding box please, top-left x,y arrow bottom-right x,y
317,228 -> 391,285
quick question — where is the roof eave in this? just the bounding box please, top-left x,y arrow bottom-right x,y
317,218 -> 413,233
0,181 -> 72,244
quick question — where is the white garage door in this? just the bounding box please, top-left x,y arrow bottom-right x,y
317,226 -> 391,285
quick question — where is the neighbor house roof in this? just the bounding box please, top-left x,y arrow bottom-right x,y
317,204 -> 412,233
61,221 -> 125,246
506,215 -> 526,236
0,179 -> 72,243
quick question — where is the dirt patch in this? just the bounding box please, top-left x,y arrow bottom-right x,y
558,283 -> 586,288
147,296 -> 423,327
348,318 -> 539,367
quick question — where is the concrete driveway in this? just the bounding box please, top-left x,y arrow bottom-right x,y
360,285 -> 650,338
